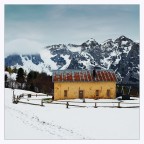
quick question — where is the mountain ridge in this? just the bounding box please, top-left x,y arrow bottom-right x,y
5,35 -> 139,84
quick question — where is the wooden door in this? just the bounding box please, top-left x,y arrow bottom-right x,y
79,90 -> 84,99
95,90 -> 99,99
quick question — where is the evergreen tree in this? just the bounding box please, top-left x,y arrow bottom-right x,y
26,70 -> 54,93
26,71 -> 39,91
13,67 -> 18,73
16,68 -> 25,89
29,83 -> 35,91
5,66 -> 8,71
5,74 -> 8,88
5,74 -> 8,82
27,72 -> 33,84
7,67 -> 13,74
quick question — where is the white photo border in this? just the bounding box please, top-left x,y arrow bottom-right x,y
0,0 -> 143,144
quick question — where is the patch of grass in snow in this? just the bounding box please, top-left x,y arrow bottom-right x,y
42,98 -> 53,103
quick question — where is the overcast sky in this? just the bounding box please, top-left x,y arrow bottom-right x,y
5,5 -> 139,56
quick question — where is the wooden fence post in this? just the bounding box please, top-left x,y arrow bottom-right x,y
118,102 -> 121,108
66,102 -> 69,108
12,89 -> 15,103
12,95 -> 15,103
13,89 -> 14,96
15,96 -> 19,104
83,98 -> 85,103
94,102 -> 97,108
41,100 -> 44,106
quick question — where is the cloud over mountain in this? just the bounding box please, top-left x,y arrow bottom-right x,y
5,39 -> 44,57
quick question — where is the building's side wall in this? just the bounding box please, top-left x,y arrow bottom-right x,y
54,82 -> 116,100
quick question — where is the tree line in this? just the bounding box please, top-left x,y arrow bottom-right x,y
5,67 -> 54,94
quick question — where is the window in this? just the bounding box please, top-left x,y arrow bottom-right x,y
96,90 -> 99,96
64,90 -> 67,97
107,89 -> 110,97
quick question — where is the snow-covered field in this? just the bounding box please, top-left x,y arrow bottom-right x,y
5,88 -> 139,140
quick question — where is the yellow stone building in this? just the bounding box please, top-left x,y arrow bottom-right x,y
53,69 -> 117,100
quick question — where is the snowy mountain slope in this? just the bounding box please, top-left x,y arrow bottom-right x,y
5,35 -> 139,84
67,44 -> 81,53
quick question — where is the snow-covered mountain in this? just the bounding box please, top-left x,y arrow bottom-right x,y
5,35 -> 139,84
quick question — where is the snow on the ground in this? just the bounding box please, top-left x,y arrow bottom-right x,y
5,88 -> 139,139
5,71 -> 17,81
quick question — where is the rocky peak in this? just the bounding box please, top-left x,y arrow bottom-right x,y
115,35 -> 133,44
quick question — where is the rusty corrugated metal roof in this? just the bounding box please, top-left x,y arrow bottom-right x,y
52,69 -> 117,82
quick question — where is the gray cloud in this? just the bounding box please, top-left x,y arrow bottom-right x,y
5,5 -> 139,55
5,39 -> 45,57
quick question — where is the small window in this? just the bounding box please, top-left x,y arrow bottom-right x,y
79,90 -> 84,99
96,90 -> 99,96
64,90 -> 67,97
107,89 -> 110,97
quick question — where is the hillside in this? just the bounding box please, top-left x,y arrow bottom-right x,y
5,35 -> 139,84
